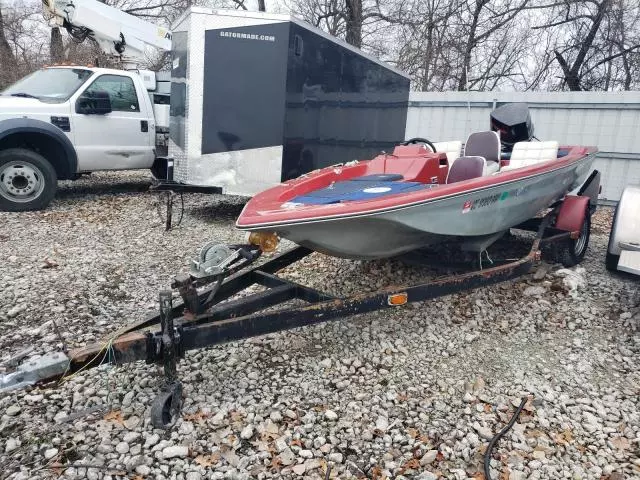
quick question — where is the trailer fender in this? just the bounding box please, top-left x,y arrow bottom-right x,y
555,195 -> 590,233
0,118 -> 78,179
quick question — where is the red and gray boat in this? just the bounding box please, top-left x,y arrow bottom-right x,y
236,104 -> 598,260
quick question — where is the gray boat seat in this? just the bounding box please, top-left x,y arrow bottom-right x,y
501,141 -> 559,171
448,131 -> 501,179
446,156 -> 492,184
464,131 -> 501,162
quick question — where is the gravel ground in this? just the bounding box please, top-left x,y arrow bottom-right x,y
0,171 -> 638,480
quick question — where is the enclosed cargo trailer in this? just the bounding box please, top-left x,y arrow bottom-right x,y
168,7 -> 410,196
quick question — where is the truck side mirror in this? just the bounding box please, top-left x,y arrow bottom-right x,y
76,90 -> 112,115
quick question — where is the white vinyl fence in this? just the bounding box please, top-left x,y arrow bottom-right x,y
406,91 -> 640,203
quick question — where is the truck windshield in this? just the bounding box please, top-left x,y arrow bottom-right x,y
2,68 -> 94,103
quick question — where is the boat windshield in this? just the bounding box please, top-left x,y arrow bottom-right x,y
2,68 -> 94,103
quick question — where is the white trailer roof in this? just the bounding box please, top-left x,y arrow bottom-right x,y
171,7 -> 409,79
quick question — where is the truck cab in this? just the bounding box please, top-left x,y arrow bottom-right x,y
0,66 -> 162,211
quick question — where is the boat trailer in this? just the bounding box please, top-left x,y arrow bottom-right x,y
0,179 -> 599,428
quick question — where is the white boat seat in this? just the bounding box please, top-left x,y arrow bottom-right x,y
446,156 -> 498,184
485,160 -> 500,175
433,141 -> 463,165
502,141 -> 559,171
464,131 -> 501,162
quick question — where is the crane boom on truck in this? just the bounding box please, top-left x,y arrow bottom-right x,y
43,0 -> 172,67
0,0 -> 173,211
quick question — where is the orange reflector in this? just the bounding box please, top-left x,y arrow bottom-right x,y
247,231 -> 279,253
570,230 -> 580,239
388,293 -> 408,306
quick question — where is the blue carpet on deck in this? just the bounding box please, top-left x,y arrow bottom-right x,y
291,178 -> 436,205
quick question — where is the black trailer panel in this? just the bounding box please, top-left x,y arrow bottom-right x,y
282,23 -> 410,180
201,23 -> 290,155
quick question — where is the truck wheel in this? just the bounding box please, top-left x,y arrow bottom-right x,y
0,148 -> 57,212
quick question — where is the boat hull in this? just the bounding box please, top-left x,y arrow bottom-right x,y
244,153 -> 596,259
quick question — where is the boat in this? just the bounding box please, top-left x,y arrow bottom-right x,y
236,104 -> 598,260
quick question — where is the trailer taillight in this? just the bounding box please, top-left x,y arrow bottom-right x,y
247,231 -> 279,253
388,293 -> 408,306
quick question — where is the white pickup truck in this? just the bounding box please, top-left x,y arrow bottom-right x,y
0,65 -> 170,211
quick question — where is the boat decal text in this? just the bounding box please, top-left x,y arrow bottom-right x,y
464,185 -> 531,212
462,193 -> 501,213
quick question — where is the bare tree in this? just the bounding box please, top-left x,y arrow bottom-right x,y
533,0 -> 640,90
290,0 -> 412,48
50,26 -> 64,63
0,4 -> 18,88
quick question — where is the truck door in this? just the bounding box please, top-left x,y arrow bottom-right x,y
71,73 -> 155,171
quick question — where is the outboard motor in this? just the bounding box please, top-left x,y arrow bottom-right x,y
490,103 -> 534,152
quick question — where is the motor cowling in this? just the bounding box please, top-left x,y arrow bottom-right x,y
490,103 -> 534,152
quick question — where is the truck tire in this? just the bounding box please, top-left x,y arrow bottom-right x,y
0,148 -> 58,212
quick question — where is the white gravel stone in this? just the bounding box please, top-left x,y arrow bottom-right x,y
292,463 -> 306,475
135,465 -> 151,476
299,449 -> 313,459
416,473 -> 437,480
313,436 -> 326,448
275,436 -> 288,452
115,442 -> 129,454
5,405 -> 21,416
240,425 -> 254,439
44,448 -> 59,460
375,416 -> 389,431
270,410 -> 283,423
144,433 -> 160,448
279,448 -> 295,465
4,439 -> 19,453
523,286 -> 546,296
319,358 -> 332,368
328,452 -> 344,463
324,410 -> 338,421
123,432 -> 140,443
162,445 -> 189,459
420,450 -> 438,465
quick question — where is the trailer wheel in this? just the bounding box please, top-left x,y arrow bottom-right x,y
0,148 -> 57,211
553,209 -> 591,267
150,381 -> 183,429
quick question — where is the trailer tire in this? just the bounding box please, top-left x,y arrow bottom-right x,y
0,148 -> 57,212
554,209 -> 591,267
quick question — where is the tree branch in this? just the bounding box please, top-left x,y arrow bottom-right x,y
581,43 -> 640,75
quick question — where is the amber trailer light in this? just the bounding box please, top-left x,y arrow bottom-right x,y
247,231 -> 279,253
387,293 -> 408,306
